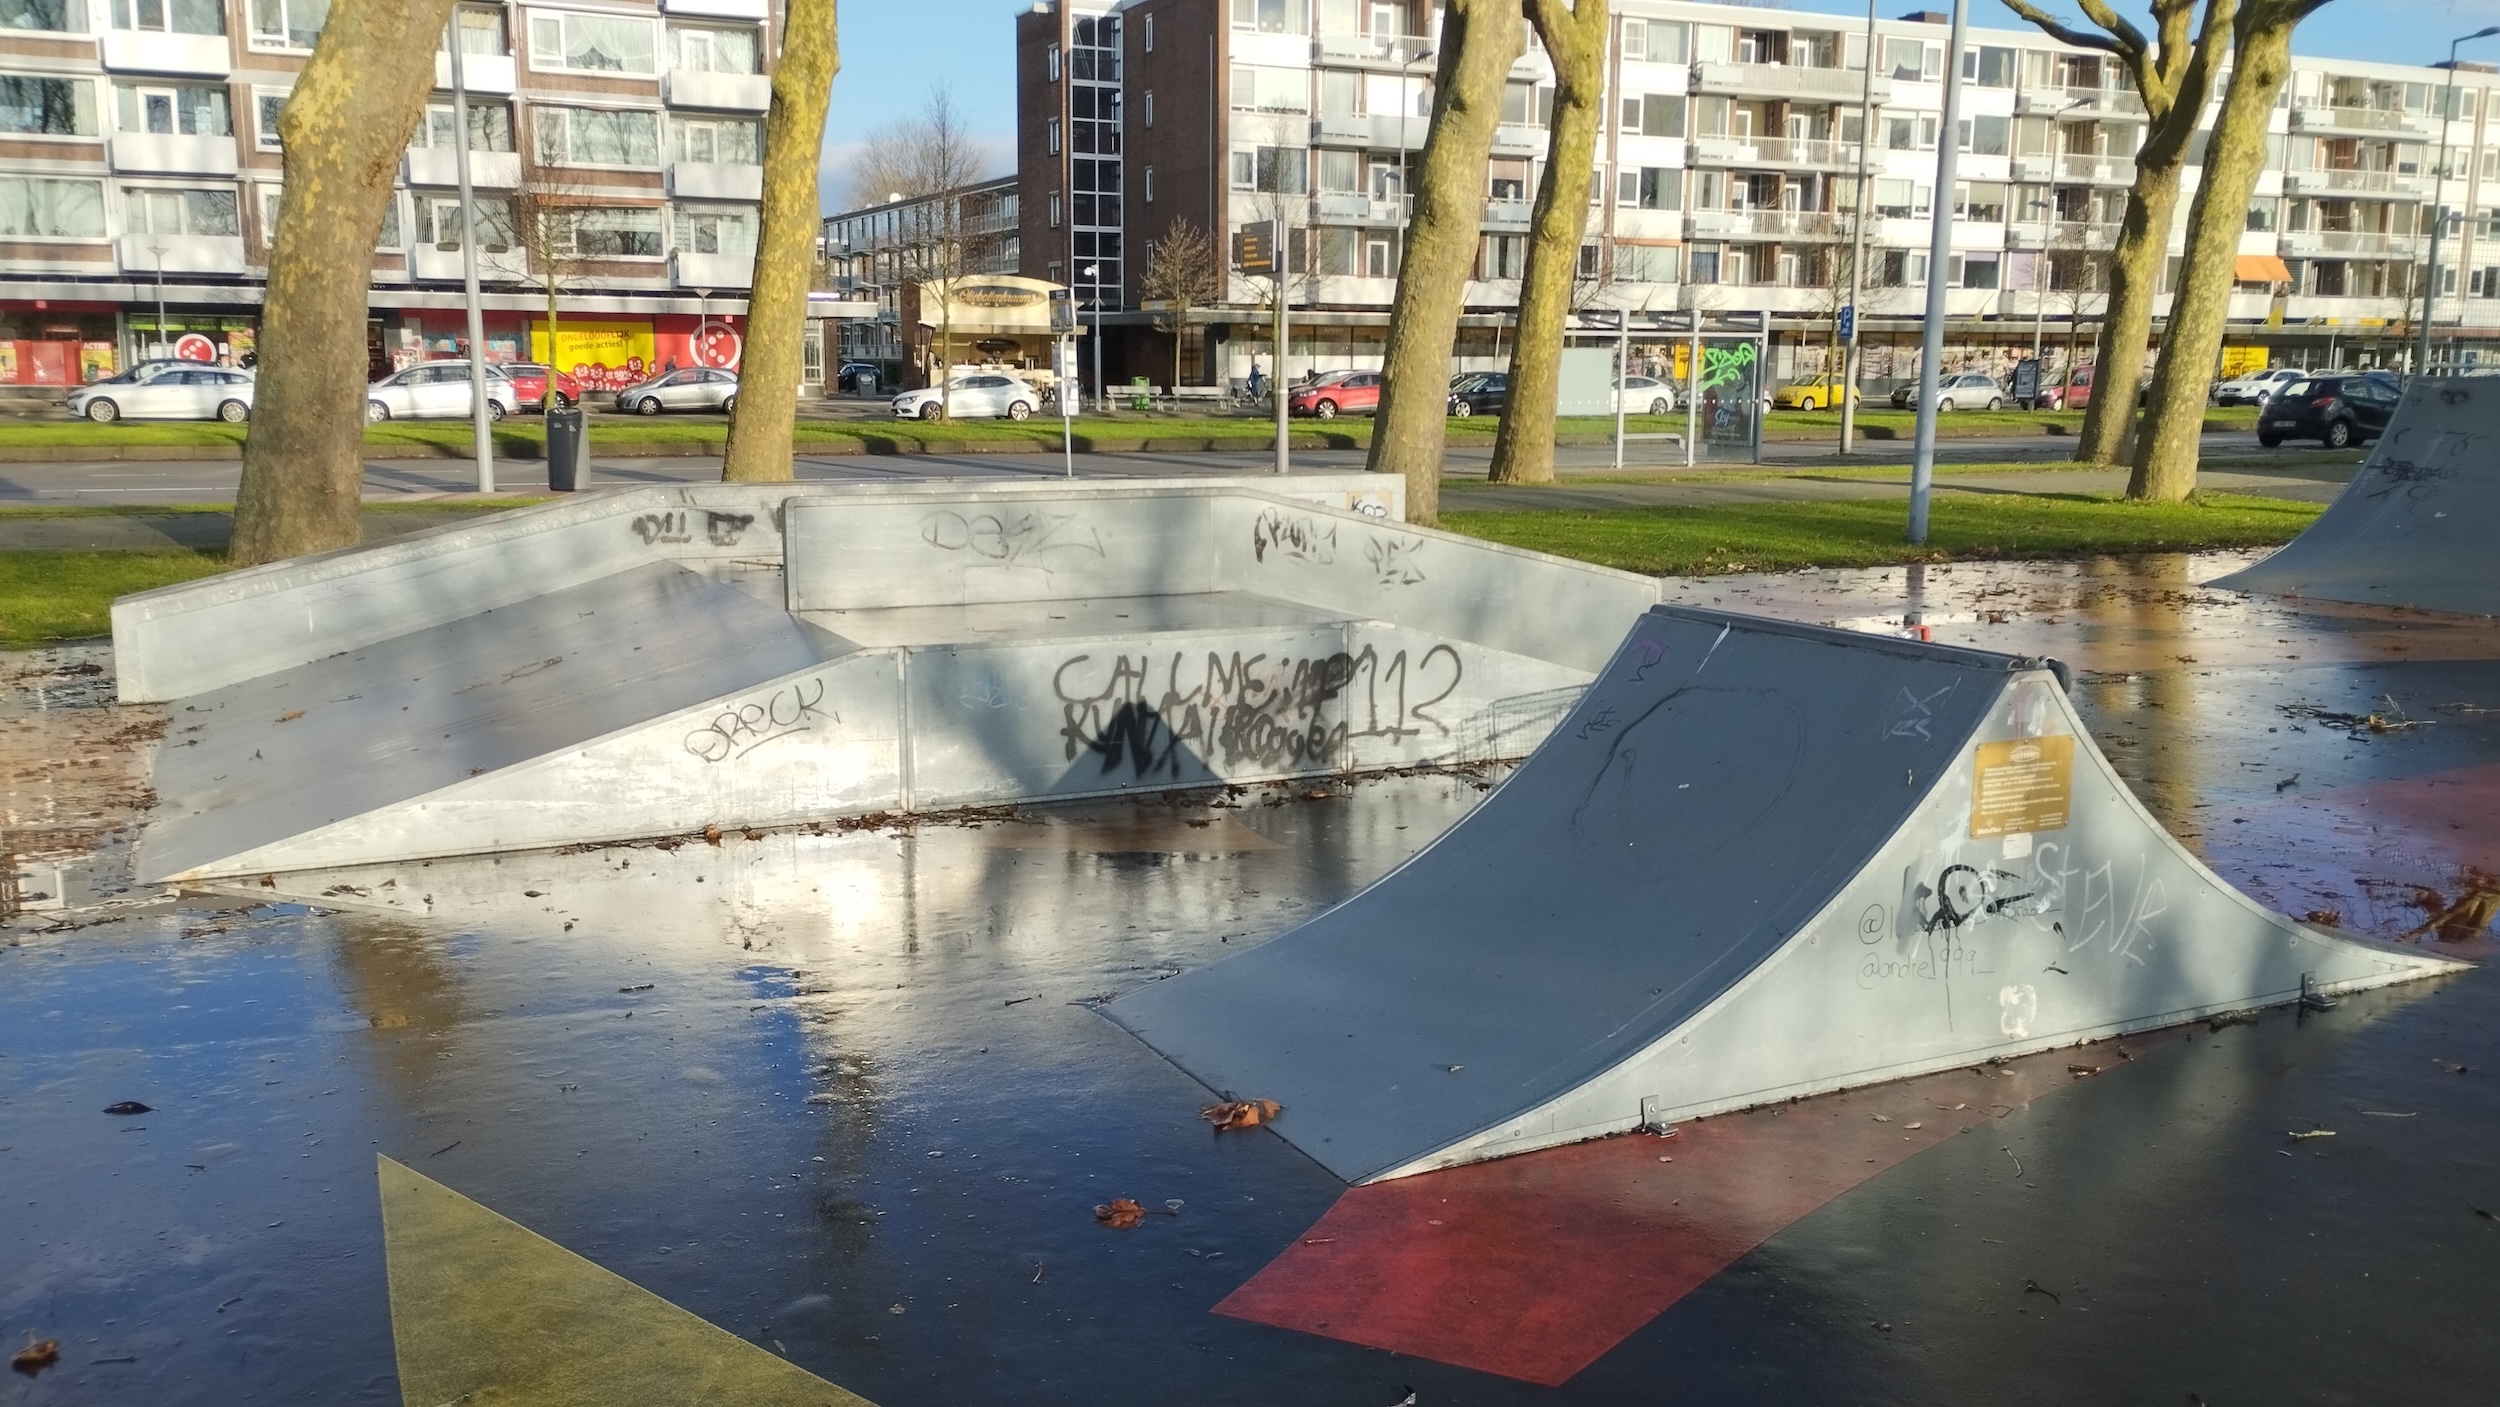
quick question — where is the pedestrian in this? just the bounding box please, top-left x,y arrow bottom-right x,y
1246,357 -> 1265,402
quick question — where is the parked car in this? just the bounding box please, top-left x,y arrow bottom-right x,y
2213,366 -> 2305,406
68,366 -> 255,423
889,373 -> 1039,421
2036,363 -> 2094,410
1288,370 -> 1381,419
1618,375 -> 1677,415
836,361 -> 882,393
617,367 -> 740,416
1771,374 -> 1857,411
1890,371 -> 2007,412
1447,372 -> 1508,417
2256,374 -> 2399,448
367,362 -> 518,422
85,359 -> 193,389
499,362 -> 583,410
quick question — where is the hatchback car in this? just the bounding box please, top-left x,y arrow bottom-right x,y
836,362 -> 882,393
1771,374 -> 1856,411
500,362 -> 583,410
69,366 -> 255,423
367,362 -> 519,422
889,373 -> 1040,421
2213,366 -> 2305,406
2256,374 -> 2399,448
1617,376 -> 1677,415
1890,371 -> 2007,412
617,367 -> 740,415
1447,372 -> 1507,417
1288,370 -> 1381,419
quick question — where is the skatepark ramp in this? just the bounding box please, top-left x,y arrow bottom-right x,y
1106,607 -> 2462,1184
2215,376 -> 2500,616
113,476 -> 1661,882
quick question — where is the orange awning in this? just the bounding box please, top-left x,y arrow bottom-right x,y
2235,254 -> 2294,283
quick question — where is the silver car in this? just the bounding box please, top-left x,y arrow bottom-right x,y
68,366 -> 256,423
615,367 -> 739,415
890,374 -> 1042,421
367,362 -> 519,422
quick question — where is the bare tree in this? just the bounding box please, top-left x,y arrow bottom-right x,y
232,0 -> 461,566
723,0 -> 838,481
851,89 -> 990,419
1489,0 -> 1606,486
1140,217 -> 1224,391
1365,0 -> 1525,526
504,175 -> 592,390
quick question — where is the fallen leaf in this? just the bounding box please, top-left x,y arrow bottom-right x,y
1906,1121 -> 1924,1130
2287,1129 -> 2336,1141
2067,1065 -> 2102,1078
275,710 -> 304,723
1202,1099 -> 1284,1132
1871,1113 -> 1892,1123
11,1340 -> 59,1375
102,1101 -> 152,1116
1094,1198 -> 1146,1230
703,825 -> 724,846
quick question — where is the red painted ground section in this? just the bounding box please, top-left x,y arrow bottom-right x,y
1218,1048 -> 2090,1385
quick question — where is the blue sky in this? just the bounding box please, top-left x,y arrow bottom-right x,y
821,1 -> 2486,211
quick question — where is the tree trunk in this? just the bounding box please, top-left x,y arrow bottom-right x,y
2130,16 -> 2296,501
230,0 -> 460,567
1363,0 -> 1524,524
723,0 -> 838,482
1488,0 -> 1605,487
2075,160 -> 2182,464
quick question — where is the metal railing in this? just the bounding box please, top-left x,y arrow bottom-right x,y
1692,135 -> 1863,167
1687,208 -> 1847,239
2283,167 -> 2428,198
2280,229 -> 2424,257
2291,103 -> 2424,134
1692,61 -> 1891,103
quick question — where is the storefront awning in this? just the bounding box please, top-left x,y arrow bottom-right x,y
2235,255 -> 2294,284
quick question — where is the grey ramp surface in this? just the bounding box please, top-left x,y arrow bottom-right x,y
1105,608 -> 2003,1184
2215,377 -> 2500,616
141,562 -> 847,881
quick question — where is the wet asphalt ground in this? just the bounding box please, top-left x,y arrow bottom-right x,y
4,551 -> 2498,1405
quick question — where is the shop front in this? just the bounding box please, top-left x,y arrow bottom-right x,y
0,303 -> 122,387
898,276 -> 1070,391
371,310 -> 747,391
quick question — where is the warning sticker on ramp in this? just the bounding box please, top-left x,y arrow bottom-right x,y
1969,735 -> 2074,838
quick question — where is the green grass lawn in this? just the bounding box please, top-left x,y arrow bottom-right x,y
1442,491 -> 2323,577
0,550 -> 229,648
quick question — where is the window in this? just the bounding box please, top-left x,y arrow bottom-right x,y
1143,13 -> 1153,51
1482,233 -> 1523,279
1317,148 -> 1361,192
1619,167 -> 1678,210
1956,252 -> 2001,289
1960,115 -> 2009,155
566,205 -> 662,257
1620,17 -> 1645,61
668,25 -> 758,74
534,106 -> 660,166
1965,46 -> 2014,88
1046,43 -> 1060,82
673,204 -> 753,255
110,0 -> 222,34
1645,20 -> 1688,64
1143,89 -> 1154,127
1230,145 -> 1305,193
1885,37 -> 1926,82
1046,116 -> 1060,155
1687,245 -> 1720,284
0,0 -> 82,34
1231,66 -> 1308,114
1617,243 -> 1678,282
1957,182 -> 2006,222
1500,81 -> 1538,126
116,84 -> 229,136
0,75 -> 95,136
1873,177 -> 1916,218
255,91 -> 284,148
0,175 -> 104,236
1048,190 -> 1061,227
1230,0 -> 1306,33
1625,94 -> 1684,138
527,11 -> 657,75
122,186 -> 238,237
416,100 -> 514,152
249,0 -> 328,49
444,6 -> 501,57
420,194 -> 514,250
668,114 -> 758,164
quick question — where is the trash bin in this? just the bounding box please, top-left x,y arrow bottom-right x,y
545,405 -> 588,493
857,371 -> 876,398
1129,376 -> 1153,412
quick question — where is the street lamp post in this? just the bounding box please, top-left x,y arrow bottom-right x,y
447,15 -> 495,495
1840,0 -> 1875,454
2417,26 -> 2500,378
148,242 -> 167,359
1907,0 -> 1971,545
1080,261 -> 1101,413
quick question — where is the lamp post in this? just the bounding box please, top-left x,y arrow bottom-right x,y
2416,25 -> 2500,378
1839,0 -> 1875,454
447,12 -> 494,495
148,242 -> 167,360
1907,0 -> 1970,545
2028,99 -> 2092,382
1080,261 -> 1101,413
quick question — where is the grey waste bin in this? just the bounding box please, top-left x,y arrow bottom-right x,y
545,406 -> 587,493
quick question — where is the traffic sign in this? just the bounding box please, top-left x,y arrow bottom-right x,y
1048,287 -> 1076,333
1233,222 -> 1277,275
1838,305 -> 1855,342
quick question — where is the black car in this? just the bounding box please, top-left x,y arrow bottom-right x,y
2257,374 -> 2399,449
1448,372 -> 1507,418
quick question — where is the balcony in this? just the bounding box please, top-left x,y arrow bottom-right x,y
1686,208 -> 1846,240
1313,32 -> 1433,72
100,29 -> 231,76
670,161 -> 763,200
2282,167 -> 2430,199
109,132 -> 238,177
409,241 -> 530,281
2006,220 -> 2121,251
406,148 -> 522,188
2290,104 -> 2431,138
2280,229 -> 2423,259
661,0 -> 768,17
1690,134 -> 1860,169
673,251 -> 754,288
664,69 -> 771,112
1490,124 -> 1545,157
1481,199 -> 1534,231
1314,191 -> 1405,226
2015,85 -> 2145,118
435,51 -> 517,95
2056,154 -> 2132,184
1313,112 -> 1424,149
1691,62 -> 1891,104
118,233 -> 245,276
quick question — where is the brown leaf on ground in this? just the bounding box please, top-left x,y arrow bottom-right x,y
1094,1198 -> 1145,1229
275,710 -> 304,723
703,825 -> 723,846
1202,1099 -> 1284,1132
2067,1065 -> 2102,1078
2303,909 -> 2344,928
11,1339 -> 59,1375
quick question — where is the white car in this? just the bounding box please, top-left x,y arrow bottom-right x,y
891,373 -> 1042,421
367,362 -> 519,422
1617,376 -> 1678,414
68,366 -> 256,423
2213,366 -> 2304,406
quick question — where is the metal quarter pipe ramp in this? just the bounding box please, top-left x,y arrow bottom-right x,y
1105,606 -> 2461,1184
2215,377 -> 2500,616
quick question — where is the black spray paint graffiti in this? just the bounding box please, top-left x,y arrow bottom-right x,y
1052,644 -> 1463,778
632,510 -> 755,547
1364,534 -> 1426,585
1250,508 -> 1338,565
683,677 -> 833,763
921,509 -> 1105,567
1907,863 -> 2036,934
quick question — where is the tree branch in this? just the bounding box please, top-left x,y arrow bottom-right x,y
1999,0 -> 2127,56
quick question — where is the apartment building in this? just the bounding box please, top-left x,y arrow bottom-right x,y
821,175 -> 1022,376
0,0 -> 776,391
1013,0 -> 2500,391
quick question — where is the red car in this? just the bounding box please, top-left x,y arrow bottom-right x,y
498,362 -> 584,410
1287,369 -> 1382,419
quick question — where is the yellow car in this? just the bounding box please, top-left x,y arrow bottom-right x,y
1772,376 -> 1860,411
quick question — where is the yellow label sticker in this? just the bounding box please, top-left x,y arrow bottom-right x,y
1970,735 -> 2075,838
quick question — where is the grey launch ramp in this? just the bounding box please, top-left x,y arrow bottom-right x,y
1106,607 -> 2460,1184
2214,376 -> 2500,616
